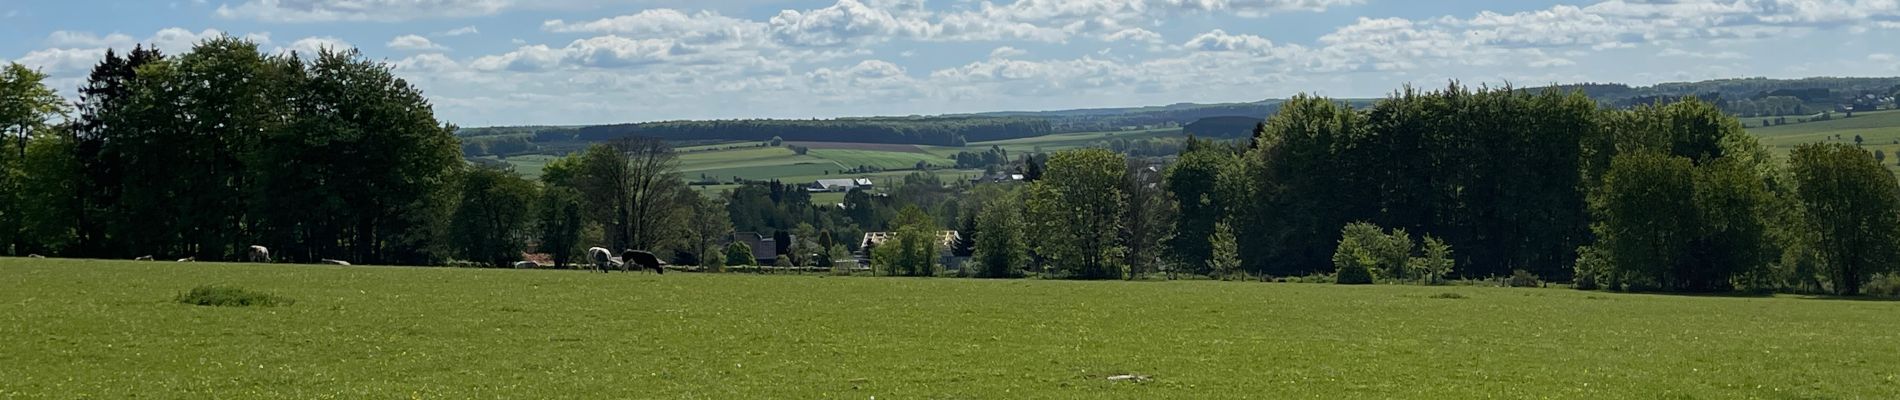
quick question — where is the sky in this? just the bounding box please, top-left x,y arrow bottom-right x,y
3,0 -> 1900,127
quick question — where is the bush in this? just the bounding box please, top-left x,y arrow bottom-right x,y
176,285 -> 294,307
1336,263 -> 1374,285
1508,270 -> 1542,288
1865,274 -> 1900,298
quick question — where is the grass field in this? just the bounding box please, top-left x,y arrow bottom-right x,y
4,258 -> 1898,398
1750,109 -> 1900,155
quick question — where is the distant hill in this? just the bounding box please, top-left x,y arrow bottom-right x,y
1533,77 -> 1900,117
457,76 -> 1900,157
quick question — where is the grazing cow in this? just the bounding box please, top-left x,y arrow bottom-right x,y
248,245 -> 271,263
512,260 -> 538,269
27,254 -> 45,259
176,257 -> 195,263
587,247 -> 622,272
319,259 -> 351,266
134,255 -> 154,261
621,250 -> 666,274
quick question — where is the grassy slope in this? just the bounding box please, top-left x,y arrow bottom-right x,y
923,127 -> 1186,157
4,258 -> 1897,398
1750,109 -> 1900,157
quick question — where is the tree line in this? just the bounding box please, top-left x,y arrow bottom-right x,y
2,39 -> 462,265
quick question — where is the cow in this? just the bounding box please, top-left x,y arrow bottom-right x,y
621,250 -> 666,274
319,259 -> 351,266
587,247 -> 619,273
512,260 -> 538,269
176,257 -> 195,263
134,255 -> 154,261
248,245 -> 271,263
26,254 -> 45,259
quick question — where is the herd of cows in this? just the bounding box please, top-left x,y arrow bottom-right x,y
28,245 -> 667,274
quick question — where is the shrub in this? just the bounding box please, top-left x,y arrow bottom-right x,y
1336,262 -> 1374,285
176,286 -> 294,307
1866,274 -> 1900,298
1508,270 -> 1542,288
1334,222 -> 1417,282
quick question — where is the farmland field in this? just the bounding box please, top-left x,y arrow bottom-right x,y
4,258 -> 1898,398
1750,109 -> 1900,155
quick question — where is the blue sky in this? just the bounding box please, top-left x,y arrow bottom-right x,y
4,0 -> 1900,127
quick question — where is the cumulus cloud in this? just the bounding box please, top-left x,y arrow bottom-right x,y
437,26 -> 480,37
989,46 -> 1029,59
215,0 -> 511,22
282,36 -> 354,56
388,34 -> 448,51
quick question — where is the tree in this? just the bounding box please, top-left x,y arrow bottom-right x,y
1208,222 -> 1240,281
726,241 -> 755,267
0,63 -> 68,255
1789,143 -> 1900,295
685,196 -> 734,269
450,167 -> 539,266
1163,145 -> 1234,275
1026,149 -> 1127,279
973,193 -> 1028,278
575,137 -> 684,252
537,187 -> 586,268
1,63 -> 66,160
874,206 -> 940,276
1410,236 -> 1455,284
1121,158 -> 1174,278
1332,222 -> 1413,282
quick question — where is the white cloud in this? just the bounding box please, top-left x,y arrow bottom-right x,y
1658,48 -> 1748,60
215,0 -> 511,22
44,28 -> 237,52
768,0 -> 938,46
437,26 -> 480,37
544,9 -> 765,44
282,36 -> 355,56
1103,28 -> 1163,43
989,46 -> 1028,59
388,34 -> 448,51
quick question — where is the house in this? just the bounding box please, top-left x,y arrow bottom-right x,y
809,178 -> 876,192
729,232 -> 779,265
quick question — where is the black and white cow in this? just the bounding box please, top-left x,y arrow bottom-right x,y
248,245 -> 271,263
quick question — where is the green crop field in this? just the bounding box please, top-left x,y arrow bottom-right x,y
4,258 -> 1897,398
806,149 -> 953,170
1750,110 -> 1900,154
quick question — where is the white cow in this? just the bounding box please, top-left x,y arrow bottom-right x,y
587,247 -> 619,273
248,245 -> 271,263
512,260 -> 539,269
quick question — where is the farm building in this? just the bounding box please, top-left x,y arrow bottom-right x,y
809,178 -> 875,192
970,174 -> 1025,184
729,232 -> 780,265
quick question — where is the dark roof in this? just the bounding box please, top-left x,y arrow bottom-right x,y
730,232 -> 778,262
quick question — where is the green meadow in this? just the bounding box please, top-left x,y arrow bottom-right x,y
1750,109 -> 1900,158
4,258 -> 1897,398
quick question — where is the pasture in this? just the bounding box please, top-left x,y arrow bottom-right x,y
4,258 -> 1898,398
1751,109 -> 1900,163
